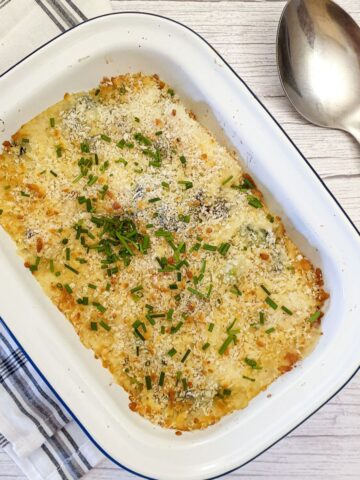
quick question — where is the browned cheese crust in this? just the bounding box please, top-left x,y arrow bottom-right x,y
0,74 -> 329,430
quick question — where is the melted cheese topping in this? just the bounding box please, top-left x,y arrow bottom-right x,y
0,74 -> 328,430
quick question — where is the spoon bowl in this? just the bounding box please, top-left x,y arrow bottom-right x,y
277,0 -> 360,143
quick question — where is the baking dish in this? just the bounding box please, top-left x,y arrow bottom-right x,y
0,12 -> 359,480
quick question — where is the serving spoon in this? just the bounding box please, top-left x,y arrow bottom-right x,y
277,0 -> 360,144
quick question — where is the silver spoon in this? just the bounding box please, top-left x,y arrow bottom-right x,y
277,0 -> 360,144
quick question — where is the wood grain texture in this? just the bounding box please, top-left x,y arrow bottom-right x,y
1,0 -> 359,479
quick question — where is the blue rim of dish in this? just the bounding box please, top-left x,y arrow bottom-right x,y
0,11 -> 359,480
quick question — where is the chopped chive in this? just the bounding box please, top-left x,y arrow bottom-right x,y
77,296 -> 89,305
260,284 -> 271,295
146,315 -> 156,326
259,311 -> 265,325
265,327 -> 275,334
171,321 -> 183,334
100,134 -> 111,142
99,185 -> 108,199
160,326 -> 166,334
134,132 -> 151,146
267,214 -> 275,223
281,306 -> 293,315
167,88 -> 175,97
158,371 -> 165,386
218,335 -> 234,355
218,242 -> 230,256
309,311 -> 321,323
56,146 -> 62,157
99,320 -> 111,331
203,244 -> 217,252
248,195 -> 262,209
148,197 -> 161,203
116,158 -> 128,166
166,308 -> 174,320
99,160 -> 110,173
190,242 -> 201,252
132,320 -> 144,330
145,375 -> 152,390
65,247 -> 70,261
207,284 -> 213,298
223,388 -> 232,396
222,175 -> 233,186
80,142 -> 90,153
167,348 -> 177,357
50,117 -> 55,128
178,214 -> 191,223
169,283 -> 178,290
155,130 -> 163,136
49,259 -> 54,273
76,258 -> 87,264
182,378 -> 188,390
208,323 -> 215,332
159,182 -> 169,191
134,327 -> 145,341
88,283 -> 97,289
134,117 -> 140,123
64,263 -> 79,274
87,175 -> 98,186
178,180 -> 193,190
64,283 -> 72,294
92,302 -> 106,313
202,342 -> 210,350
174,294 -> 181,301
90,322 -> 98,331
230,285 -> 242,296
136,346 -> 140,356
244,357 -> 262,370
105,283 -> 111,291
177,272 -> 182,281
242,375 -> 255,382
187,287 -> 206,299
20,191 -> 30,197
265,297 -> 278,310
130,285 -> 143,294
180,155 -> 186,165
149,160 -> 162,168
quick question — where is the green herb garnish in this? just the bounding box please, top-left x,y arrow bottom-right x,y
265,297 -> 278,310
244,357 -> 262,369
281,306 -> 293,315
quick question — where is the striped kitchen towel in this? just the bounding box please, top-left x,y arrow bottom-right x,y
0,2 -> 113,478
0,0 -> 112,75
0,321 -> 104,479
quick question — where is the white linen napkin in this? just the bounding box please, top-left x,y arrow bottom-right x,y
0,0 -> 112,75
0,2 -> 114,478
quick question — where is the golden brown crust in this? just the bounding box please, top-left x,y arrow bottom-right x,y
0,73 -> 328,431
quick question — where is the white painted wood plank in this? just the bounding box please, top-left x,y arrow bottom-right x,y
1,0 -> 359,478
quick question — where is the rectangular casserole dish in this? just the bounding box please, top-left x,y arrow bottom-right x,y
0,12 -> 359,480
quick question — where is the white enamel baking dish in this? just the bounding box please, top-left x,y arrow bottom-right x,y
0,12 -> 359,480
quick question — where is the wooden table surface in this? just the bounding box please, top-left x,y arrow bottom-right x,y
1,0 -> 359,478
